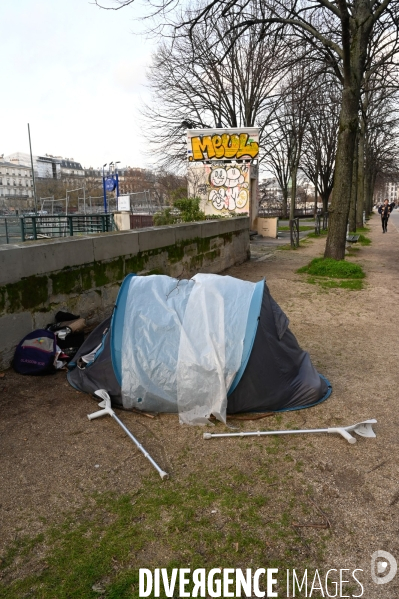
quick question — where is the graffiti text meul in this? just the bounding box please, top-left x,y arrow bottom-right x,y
189,133 -> 259,161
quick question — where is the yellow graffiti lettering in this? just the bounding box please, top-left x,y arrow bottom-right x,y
190,132 -> 259,161
190,136 -> 216,160
212,135 -> 225,158
236,133 -> 259,159
221,134 -> 240,158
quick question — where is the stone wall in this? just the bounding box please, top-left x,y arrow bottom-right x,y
0,217 -> 250,369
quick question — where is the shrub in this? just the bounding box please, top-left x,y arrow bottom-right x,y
153,196 -> 206,226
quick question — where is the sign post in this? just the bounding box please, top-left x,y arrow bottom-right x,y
102,175 -> 116,214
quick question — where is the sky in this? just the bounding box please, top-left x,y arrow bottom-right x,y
0,0 -> 157,170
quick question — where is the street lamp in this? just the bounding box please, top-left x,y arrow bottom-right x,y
114,161 -> 121,208
102,163 -> 108,213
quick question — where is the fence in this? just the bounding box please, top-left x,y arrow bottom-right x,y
130,214 -> 154,229
0,216 -> 23,245
259,207 -> 323,218
20,214 -> 115,242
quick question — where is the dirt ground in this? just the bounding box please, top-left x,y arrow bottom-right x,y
1,213 -> 399,597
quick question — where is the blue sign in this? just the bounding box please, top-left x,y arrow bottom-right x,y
104,177 -> 116,192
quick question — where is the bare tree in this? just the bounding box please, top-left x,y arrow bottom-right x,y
97,0 -> 399,259
102,0 -> 399,260
142,8 -> 286,168
301,74 -> 340,215
262,122 -> 292,218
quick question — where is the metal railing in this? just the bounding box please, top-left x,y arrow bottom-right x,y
0,216 -> 23,245
20,214 -> 115,242
259,207 -> 323,218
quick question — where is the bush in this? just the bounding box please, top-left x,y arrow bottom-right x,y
173,197 -> 206,222
153,196 -> 206,226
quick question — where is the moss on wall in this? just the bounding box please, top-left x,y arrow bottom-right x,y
51,269 -> 81,296
3,275 -> 48,312
1,228 -> 248,318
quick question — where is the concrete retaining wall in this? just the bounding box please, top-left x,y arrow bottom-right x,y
0,217 -> 249,369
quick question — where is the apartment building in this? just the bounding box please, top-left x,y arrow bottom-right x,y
0,159 -> 33,211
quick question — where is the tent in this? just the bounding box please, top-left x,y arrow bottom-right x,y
67,273 -> 331,424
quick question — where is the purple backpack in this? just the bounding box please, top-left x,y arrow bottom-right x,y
13,329 -> 57,375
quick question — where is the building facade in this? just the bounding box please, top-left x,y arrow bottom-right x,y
5,152 -> 61,179
0,160 -> 33,212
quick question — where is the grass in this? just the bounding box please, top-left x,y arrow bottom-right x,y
278,226 -> 315,232
307,277 -> 363,290
305,230 -> 328,239
297,258 -> 365,279
298,258 -> 366,291
357,234 -> 371,246
0,463 -> 328,599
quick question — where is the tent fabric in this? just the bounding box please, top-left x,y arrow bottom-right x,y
121,275 -> 194,414
67,317 -> 121,402
120,274 -> 260,424
67,274 -> 332,421
176,274 -> 257,424
226,284 -> 330,413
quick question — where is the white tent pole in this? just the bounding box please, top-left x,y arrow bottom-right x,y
203,419 -> 377,445
88,390 -> 169,480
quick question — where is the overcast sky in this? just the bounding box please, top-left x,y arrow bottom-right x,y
1,0 -> 156,170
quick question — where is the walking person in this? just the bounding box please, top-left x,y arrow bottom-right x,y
378,198 -> 391,233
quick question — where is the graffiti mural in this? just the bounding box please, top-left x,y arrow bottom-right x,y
208,164 -> 249,212
187,128 -> 259,162
188,162 -> 250,215
187,127 -> 259,218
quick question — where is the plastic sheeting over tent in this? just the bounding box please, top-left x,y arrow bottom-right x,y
68,274 -> 331,423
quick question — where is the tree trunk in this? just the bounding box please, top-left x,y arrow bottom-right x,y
364,166 -> 374,215
324,84 -> 360,259
290,167 -> 297,221
322,192 -> 329,213
282,192 -> 288,218
313,154 -> 319,217
348,131 -> 358,232
324,11 -> 372,260
356,119 -> 365,228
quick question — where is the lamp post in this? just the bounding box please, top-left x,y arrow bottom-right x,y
114,161 -> 120,210
27,123 -> 38,215
102,163 -> 108,213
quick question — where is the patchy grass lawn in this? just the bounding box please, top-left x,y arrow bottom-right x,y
0,454 -> 329,599
278,226 -> 315,232
297,258 -> 366,290
305,230 -> 328,239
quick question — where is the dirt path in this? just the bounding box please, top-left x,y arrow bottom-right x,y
1,214 -> 399,597
229,214 -> 399,596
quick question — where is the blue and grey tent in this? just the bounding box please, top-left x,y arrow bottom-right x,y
67,273 -> 331,424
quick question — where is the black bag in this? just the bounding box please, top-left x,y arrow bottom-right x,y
46,312 -> 85,359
